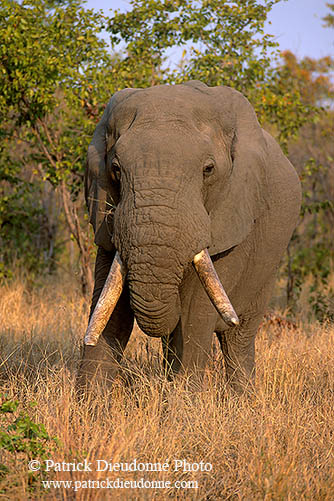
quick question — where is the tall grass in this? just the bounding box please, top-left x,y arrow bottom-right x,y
0,278 -> 333,499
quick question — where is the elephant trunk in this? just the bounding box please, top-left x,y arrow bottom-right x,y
126,259 -> 182,338
113,192 -> 207,337
84,179 -> 239,346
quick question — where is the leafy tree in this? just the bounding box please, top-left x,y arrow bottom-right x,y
0,0 -> 114,293
0,127 -> 61,280
108,0 -> 278,89
0,397 -> 58,493
108,0 -> 333,319
276,49 -> 334,318
1,0 -> 323,309
323,2 -> 334,27
107,0 -> 312,148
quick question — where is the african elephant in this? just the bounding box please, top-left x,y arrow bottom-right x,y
77,81 -> 301,393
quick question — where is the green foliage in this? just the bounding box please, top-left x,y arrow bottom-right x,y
0,402 -> 50,457
0,184 -> 50,281
309,286 -> 334,323
0,0 -> 114,185
0,140 -> 56,279
276,32 -> 334,320
0,396 -> 59,491
0,0 -> 330,299
108,0 -> 313,147
256,75 -> 314,152
109,0 -> 280,89
0,0 -> 114,283
301,161 -> 334,218
285,157 -> 334,320
1,0 -> 107,126
323,2 -> 334,27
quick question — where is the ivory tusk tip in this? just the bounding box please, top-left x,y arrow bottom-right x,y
82,251 -> 127,348
84,335 -> 98,347
222,313 -> 239,327
230,316 -> 240,326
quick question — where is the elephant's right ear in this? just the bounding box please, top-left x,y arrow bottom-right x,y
85,89 -> 137,251
207,86 -> 268,255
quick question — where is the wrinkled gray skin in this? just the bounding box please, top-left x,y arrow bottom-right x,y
77,81 -> 301,393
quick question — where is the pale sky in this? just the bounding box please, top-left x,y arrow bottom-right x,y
84,0 -> 333,61
265,0 -> 333,59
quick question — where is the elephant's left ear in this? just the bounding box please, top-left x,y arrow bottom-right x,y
207,86 -> 291,256
85,98 -> 116,251
85,88 -> 138,251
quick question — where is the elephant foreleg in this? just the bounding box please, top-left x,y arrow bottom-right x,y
76,246 -> 134,394
216,324 -> 256,394
162,271 -> 217,385
162,321 -> 183,378
216,279 -> 275,394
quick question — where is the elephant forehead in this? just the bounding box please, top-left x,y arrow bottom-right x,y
113,85 -> 221,130
116,126 -> 214,165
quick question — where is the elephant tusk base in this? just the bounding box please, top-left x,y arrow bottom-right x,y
84,251 -> 127,346
193,249 -> 239,327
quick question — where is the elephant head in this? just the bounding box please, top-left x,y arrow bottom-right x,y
84,81 -> 269,345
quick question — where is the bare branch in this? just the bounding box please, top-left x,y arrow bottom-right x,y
32,126 -> 58,169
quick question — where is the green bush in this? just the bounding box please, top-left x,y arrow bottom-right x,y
0,396 -> 59,492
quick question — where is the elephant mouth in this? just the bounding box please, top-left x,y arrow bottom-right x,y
84,249 -> 239,346
130,288 -> 181,338
125,256 -> 182,337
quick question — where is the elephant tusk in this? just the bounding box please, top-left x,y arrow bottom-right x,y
193,249 -> 239,327
84,251 -> 127,346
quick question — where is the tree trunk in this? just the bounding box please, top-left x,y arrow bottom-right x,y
286,241 -> 294,306
60,181 -> 94,297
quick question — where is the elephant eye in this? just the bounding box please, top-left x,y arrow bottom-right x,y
203,163 -> 215,177
111,161 -> 121,183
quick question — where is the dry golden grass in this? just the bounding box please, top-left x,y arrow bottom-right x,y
0,277 -> 334,500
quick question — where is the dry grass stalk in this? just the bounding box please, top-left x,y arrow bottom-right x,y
0,278 -> 333,499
